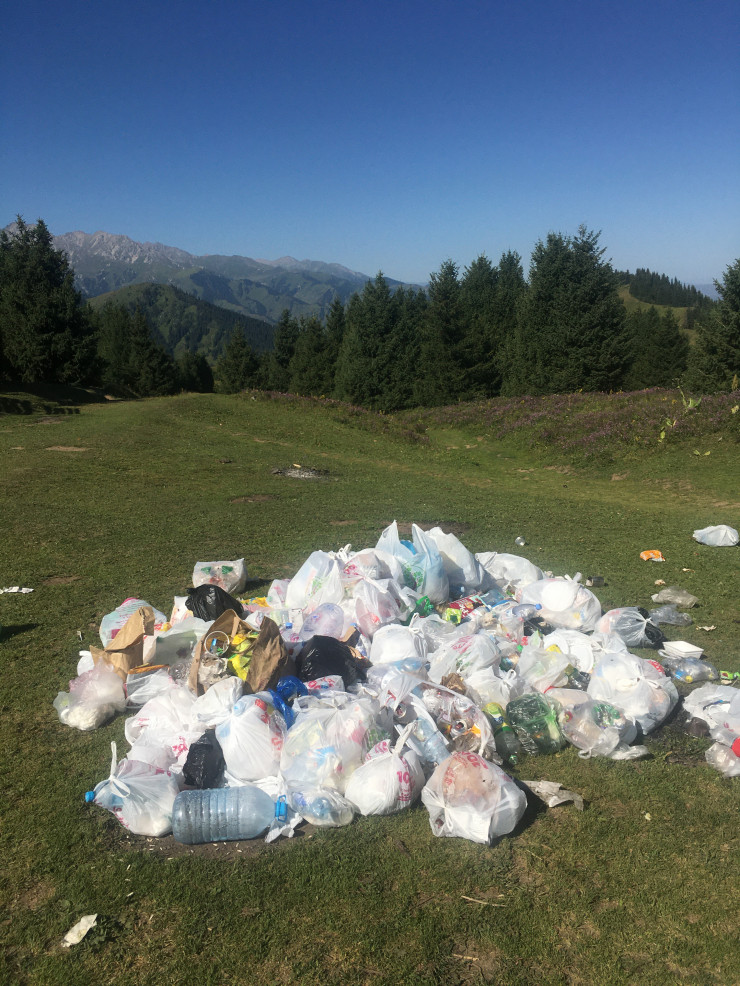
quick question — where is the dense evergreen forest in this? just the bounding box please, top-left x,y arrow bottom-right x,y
1,217 -> 738,402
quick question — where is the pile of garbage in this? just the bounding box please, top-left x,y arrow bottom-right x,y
53,523 -> 740,847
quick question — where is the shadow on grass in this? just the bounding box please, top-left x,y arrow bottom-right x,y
0,383 -> 112,416
0,623 -> 39,642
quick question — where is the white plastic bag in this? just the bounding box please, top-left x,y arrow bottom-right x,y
587,653 -> 678,733
192,558 -> 248,594
192,676 -> 244,728
369,623 -> 428,671
125,682 -> 202,771
421,751 -> 526,844
542,629 -> 598,673
519,578 -> 601,632
515,645 -> 571,694
426,527 -> 485,593
285,551 -> 345,611
693,525 -> 739,547
216,693 -> 286,784
344,726 -> 425,815
475,552 -> 544,592
92,742 -> 180,837
54,663 -> 126,731
427,632 -> 500,683
465,667 -> 527,709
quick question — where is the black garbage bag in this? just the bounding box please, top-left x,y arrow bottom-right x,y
185,584 -> 244,621
295,635 -> 368,687
183,729 -> 225,789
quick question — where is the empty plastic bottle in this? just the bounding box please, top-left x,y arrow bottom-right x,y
172,785 -> 275,844
483,702 -> 524,764
410,715 -> 450,766
286,788 -> 355,827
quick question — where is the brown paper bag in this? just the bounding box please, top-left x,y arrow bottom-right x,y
188,609 -> 251,696
245,617 -> 296,693
90,606 -> 155,680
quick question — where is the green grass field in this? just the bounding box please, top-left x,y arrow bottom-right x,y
1,388 -> 739,986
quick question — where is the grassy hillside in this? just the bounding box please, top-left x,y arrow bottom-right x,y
1,388 -> 739,986
88,283 -> 275,358
618,284 -> 691,330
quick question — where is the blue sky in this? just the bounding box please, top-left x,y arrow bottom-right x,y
2,0 -> 738,287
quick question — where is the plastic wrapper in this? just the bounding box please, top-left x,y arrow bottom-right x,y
421,751 -> 527,844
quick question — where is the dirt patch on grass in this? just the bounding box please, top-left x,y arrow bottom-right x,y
41,575 -> 80,586
45,446 -> 88,452
230,494 -> 277,504
116,825 -> 319,861
450,940 -> 504,981
330,520 -> 357,526
272,467 -> 331,480
611,472 -> 629,481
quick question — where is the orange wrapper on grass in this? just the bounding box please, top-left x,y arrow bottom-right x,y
640,549 -> 666,562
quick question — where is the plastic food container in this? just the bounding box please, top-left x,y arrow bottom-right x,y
661,640 -> 704,660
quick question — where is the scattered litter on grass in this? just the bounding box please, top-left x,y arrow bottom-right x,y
519,780 -> 584,810
53,523 -> 740,850
62,914 -> 97,947
640,550 -> 665,562
1,586 -> 34,594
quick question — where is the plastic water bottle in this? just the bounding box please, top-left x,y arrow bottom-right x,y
172,785 -> 275,844
410,715 -> 449,766
483,702 -> 524,764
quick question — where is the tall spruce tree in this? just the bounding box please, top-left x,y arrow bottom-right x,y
684,258 -> 740,392
501,227 -> 630,395
334,273 -> 398,408
0,217 -> 97,384
623,307 -> 689,390
263,309 -> 300,391
288,315 -> 332,396
414,260 -> 466,406
215,328 -> 260,393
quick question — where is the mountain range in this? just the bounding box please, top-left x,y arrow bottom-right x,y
52,230 -> 416,324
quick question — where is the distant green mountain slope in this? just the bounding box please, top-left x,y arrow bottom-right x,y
52,230 -> 418,324
88,283 -> 274,358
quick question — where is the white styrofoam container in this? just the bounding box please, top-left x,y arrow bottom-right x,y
662,640 -> 704,660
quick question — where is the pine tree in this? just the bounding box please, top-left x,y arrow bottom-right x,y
288,315 -> 332,396
0,217 -> 97,384
127,308 -> 178,396
502,227 -> 630,395
215,328 -> 260,393
334,273 -> 399,408
684,258 -> 740,392
263,309 -> 300,391
176,351 -> 214,392
414,260 -> 466,406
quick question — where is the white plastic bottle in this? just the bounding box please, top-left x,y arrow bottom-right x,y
172,785 -> 274,844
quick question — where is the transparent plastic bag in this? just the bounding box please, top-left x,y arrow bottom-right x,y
705,741 -> 740,777
91,742 -> 180,837
421,751 -> 527,844
54,663 -> 126,731
558,698 -> 645,759
425,527 -> 485,593
596,608 -> 664,648
519,578 -> 601,632
587,653 -> 678,734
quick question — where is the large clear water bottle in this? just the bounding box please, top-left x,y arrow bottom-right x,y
172,785 -> 275,844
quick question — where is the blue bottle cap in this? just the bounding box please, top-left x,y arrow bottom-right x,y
85,791 -> 95,803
